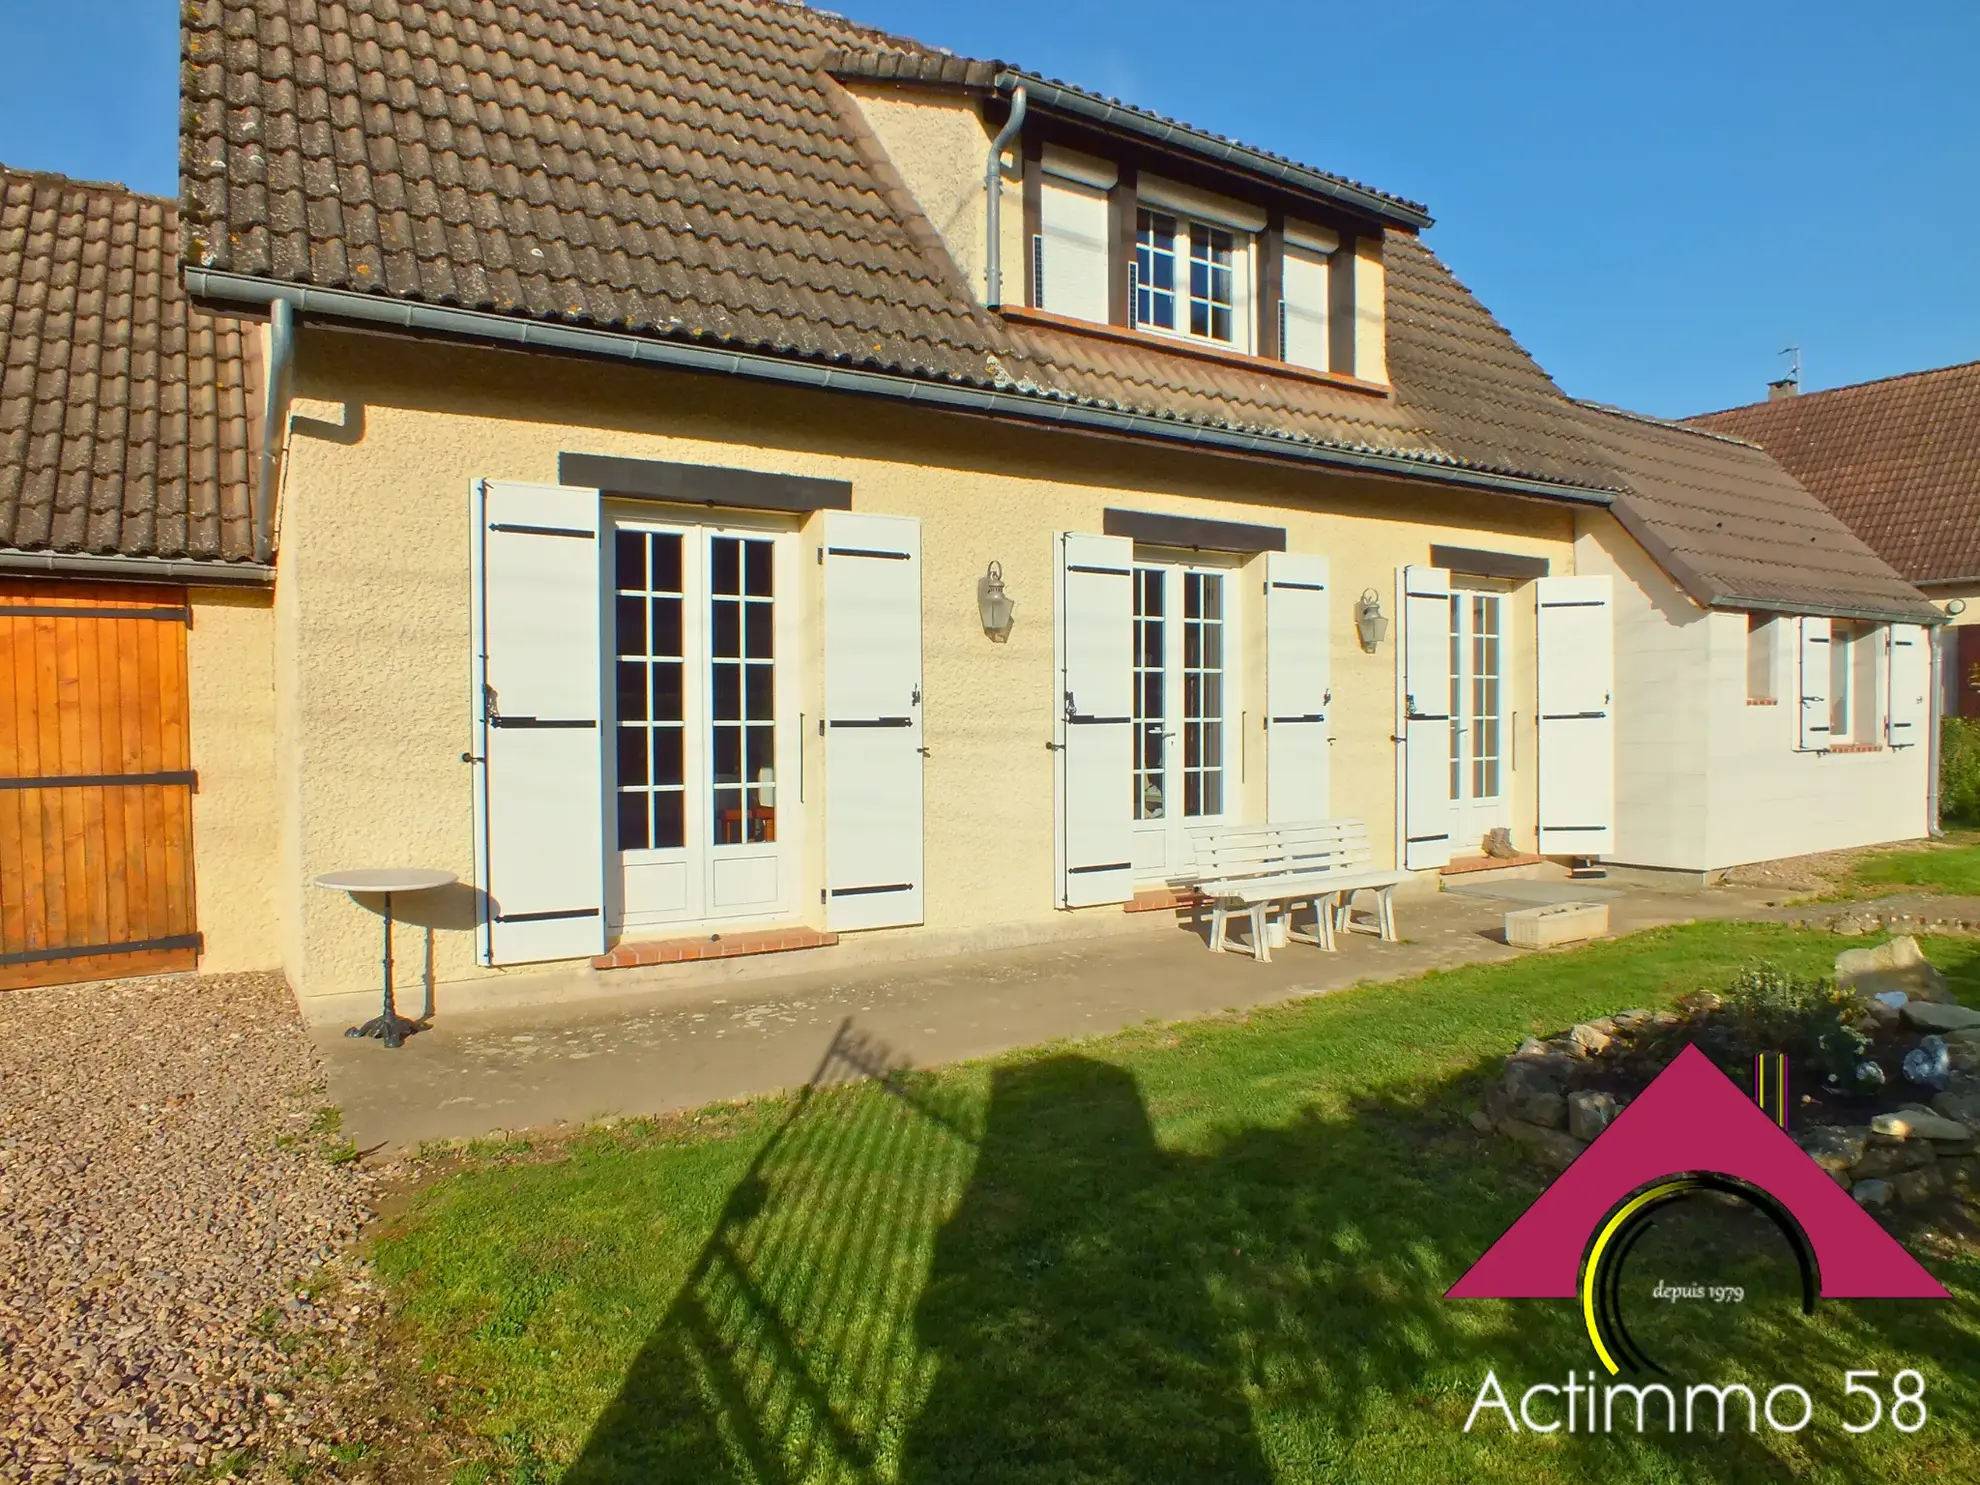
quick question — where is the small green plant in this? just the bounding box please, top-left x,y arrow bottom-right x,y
1638,963 -> 1871,1093
1940,715 -> 1980,825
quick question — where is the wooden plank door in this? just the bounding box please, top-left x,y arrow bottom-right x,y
0,580 -> 199,989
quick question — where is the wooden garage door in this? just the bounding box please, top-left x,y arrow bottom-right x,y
0,580 -> 199,990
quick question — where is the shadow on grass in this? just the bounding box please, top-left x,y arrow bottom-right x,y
558,1021 -> 1980,1484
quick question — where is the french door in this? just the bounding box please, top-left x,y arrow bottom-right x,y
1131,560 -> 1236,881
1448,586 -> 1510,853
608,516 -> 797,933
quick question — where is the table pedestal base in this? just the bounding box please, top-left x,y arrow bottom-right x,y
341,889 -> 425,1050
345,1011 -> 422,1048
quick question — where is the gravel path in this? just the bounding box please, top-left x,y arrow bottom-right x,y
0,971 -> 379,1482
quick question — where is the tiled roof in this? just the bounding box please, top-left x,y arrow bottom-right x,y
1689,362 -> 1980,586
178,0 -> 1608,492
178,0 -> 1934,621
822,47 -> 1433,228
1577,402 -> 1941,624
0,166 -> 258,565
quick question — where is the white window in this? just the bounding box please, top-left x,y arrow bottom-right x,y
1746,613 -> 1776,702
1034,173 -> 1111,324
1280,222 -> 1339,372
1135,208 -> 1252,350
1827,621 -> 1886,744
1280,242 -> 1331,371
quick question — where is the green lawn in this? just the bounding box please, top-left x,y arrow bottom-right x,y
371,923 -> 1980,1484
1851,834 -> 1980,896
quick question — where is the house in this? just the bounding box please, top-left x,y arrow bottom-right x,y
1691,361 -> 1980,720
1570,403 -> 1940,873
1,0 -> 1916,1012
0,166 -> 271,989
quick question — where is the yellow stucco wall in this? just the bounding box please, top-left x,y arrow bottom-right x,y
186,586 -> 280,971
272,328 -> 1575,1002
842,80 -> 1020,308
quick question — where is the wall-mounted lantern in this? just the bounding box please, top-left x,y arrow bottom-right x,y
978,561 -> 1016,642
1947,598 -> 1969,618
1356,588 -> 1389,653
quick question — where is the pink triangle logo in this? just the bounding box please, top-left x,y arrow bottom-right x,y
1448,1045 -> 1948,1302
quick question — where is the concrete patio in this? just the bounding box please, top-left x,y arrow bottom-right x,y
319,873 -> 1787,1154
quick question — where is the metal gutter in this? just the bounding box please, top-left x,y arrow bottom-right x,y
0,549 -> 274,586
257,298 -> 295,564
982,83 -> 1026,308
1722,594 -> 1947,628
184,267 -> 1616,510
994,70 -> 1434,232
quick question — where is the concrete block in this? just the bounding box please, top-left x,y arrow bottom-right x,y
1505,900 -> 1610,950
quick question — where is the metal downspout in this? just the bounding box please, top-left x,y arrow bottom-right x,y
983,84 -> 1027,308
256,299 -> 295,565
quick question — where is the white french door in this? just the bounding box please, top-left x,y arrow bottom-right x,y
1131,559 -> 1237,882
1448,586 -> 1511,855
608,515 -> 797,933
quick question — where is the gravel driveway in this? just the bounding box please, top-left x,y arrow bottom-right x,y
0,971 -> 377,1482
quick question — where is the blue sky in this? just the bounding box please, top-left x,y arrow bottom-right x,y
3,0 -> 1975,416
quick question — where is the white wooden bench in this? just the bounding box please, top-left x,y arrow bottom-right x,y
1184,818 -> 1409,962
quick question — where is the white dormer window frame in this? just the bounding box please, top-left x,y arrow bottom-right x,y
1133,208 -> 1255,353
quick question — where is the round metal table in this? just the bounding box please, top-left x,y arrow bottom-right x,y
312,868 -> 457,1048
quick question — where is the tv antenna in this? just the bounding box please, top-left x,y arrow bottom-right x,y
1778,345 -> 1801,388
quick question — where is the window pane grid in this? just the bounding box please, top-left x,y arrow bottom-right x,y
1133,567 -> 1167,820
1449,597 -> 1463,800
1135,210 -> 1178,331
1469,595 -> 1501,799
614,530 -> 687,851
1188,222 -> 1235,343
711,535 -> 776,845
1181,571 -> 1224,817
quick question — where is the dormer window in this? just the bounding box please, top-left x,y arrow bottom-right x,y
1019,137 -> 1379,384
1134,210 -> 1242,345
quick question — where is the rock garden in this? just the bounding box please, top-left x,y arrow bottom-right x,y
1478,935 -> 1980,1217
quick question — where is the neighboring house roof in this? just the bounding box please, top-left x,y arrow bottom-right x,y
0,166 -> 260,567
178,0 -> 1934,622
1575,403 -> 1940,624
1689,361 -> 1980,588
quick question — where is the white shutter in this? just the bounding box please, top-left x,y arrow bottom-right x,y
1280,244 -> 1331,372
1887,624 -> 1929,749
1798,616 -> 1832,750
1266,550 -> 1332,822
1399,564 -> 1452,870
1535,575 -> 1615,856
472,480 -> 606,965
823,512 -> 924,931
1056,532 -> 1134,907
1036,175 -> 1111,324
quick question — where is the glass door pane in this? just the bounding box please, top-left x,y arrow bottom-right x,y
1182,571 -> 1225,817
1469,594 -> 1502,799
614,529 -> 687,851
1133,567 -> 1167,820
710,535 -> 776,845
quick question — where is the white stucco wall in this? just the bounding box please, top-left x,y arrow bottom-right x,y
1578,512 -> 1931,872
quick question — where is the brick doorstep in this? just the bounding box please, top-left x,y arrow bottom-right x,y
1125,887 -> 1203,913
1442,853 -> 1547,876
592,925 -> 837,970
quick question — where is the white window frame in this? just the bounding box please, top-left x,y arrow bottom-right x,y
1134,207 -> 1254,354
1745,613 -> 1777,703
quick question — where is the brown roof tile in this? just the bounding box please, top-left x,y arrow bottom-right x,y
1689,362 -> 1980,586
178,0 -> 1936,621
180,0 -> 1621,492
1577,402 -> 1939,623
0,166 -> 258,565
